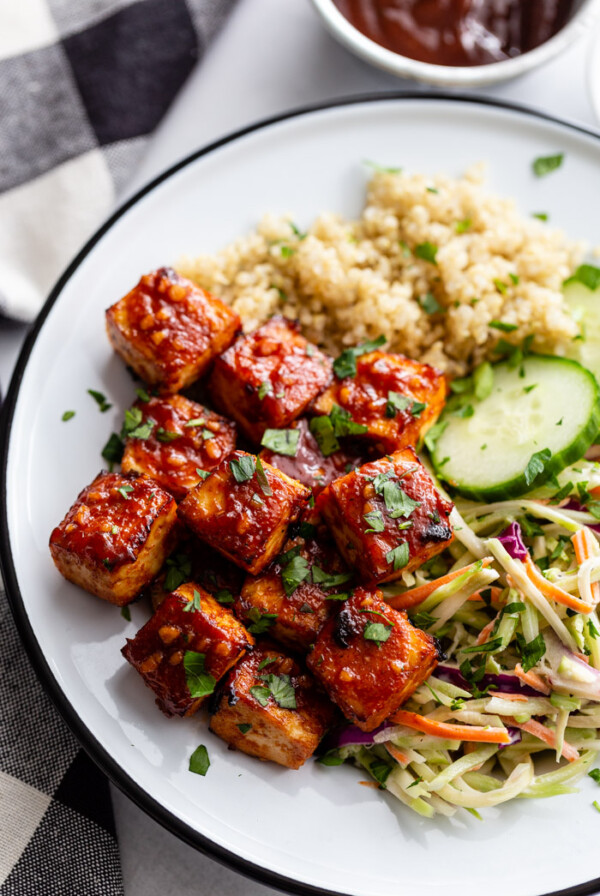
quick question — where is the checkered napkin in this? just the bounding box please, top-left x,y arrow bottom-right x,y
0,0 -> 236,322
1,2 -> 235,892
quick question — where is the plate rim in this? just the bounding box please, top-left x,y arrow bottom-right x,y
3,91 -> 600,896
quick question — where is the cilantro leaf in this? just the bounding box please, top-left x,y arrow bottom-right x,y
332,335 -> 386,379
516,632 -> 546,672
414,242 -> 438,264
261,428 -> 300,457
385,542 -> 410,571
419,293 -> 443,314
524,448 -> 552,487
189,744 -> 210,776
237,723 -> 252,735
364,510 -> 385,533
214,589 -> 235,605
329,404 -> 368,437
101,432 -> 124,466
424,420 -> 448,452
490,320 -> 518,332
260,673 -> 297,709
246,607 -> 278,634
183,589 -> 202,613
258,381 -> 273,400
254,455 -> 273,496
281,553 -> 311,596
566,264 -> 600,291
318,749 -> 345,766
62,410 -> 75,422
163,553 -> 192,592
117,484 -> 134,499
311,566 -> 353,589
183,652 -> 216,698
249,685 -> 271,706
88,388 -> 112,412
309,416 -> 340,457
385,392 -> 411,418
532,153 -> 564,177
381,480 -> 421,519
230,455 -> 256,483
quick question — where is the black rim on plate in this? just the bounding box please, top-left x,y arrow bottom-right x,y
2,91 -> 600,896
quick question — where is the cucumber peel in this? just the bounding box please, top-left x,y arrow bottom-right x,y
431,355 -> 600,501
564,274 -> 600,384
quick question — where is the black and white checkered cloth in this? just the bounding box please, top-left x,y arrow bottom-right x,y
0,0 -> 236,322
0,2 -> 235,892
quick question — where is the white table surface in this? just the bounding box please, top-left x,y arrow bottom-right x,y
2,1 -> 600,893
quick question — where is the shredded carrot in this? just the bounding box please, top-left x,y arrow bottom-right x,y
487,691 -> 528,702
524,555 -> 592,614
468,586 -> 503,603
588,486 -> 600,499
386,558 -> 494,611
475,620 -> 496,646
514,663 -> 551,695
572,528 -> 600,606
384,743 -> 410,766
388,710 -> 511,744
508,717 -> 579,762
359,780 -> 381,789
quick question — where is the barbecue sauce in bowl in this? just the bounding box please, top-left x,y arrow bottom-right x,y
332,0 -> 576,66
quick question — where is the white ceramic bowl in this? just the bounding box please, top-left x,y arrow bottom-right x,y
310,0 -> 600,86
588,18 -> 600,121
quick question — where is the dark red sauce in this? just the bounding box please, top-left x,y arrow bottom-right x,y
332,0 -> 575,66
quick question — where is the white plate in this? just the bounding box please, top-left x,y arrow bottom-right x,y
588,21 -> 600,123
3,95 -> 600,896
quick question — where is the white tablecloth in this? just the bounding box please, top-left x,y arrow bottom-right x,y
1,0 -> 599,892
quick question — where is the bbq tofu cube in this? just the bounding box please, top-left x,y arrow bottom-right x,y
106,267 -> 241,393
320,448 -> 454,585
49,471 -> 178,606
209,645 -> 335,768
121,394 -> 236,500
307,587 -> 439,731
209,316 -> 332,443
312,351 -> 446,454
178,450 -> 310,574
259,417 -> 369,497
122,583 -> 253,717
235,510 -> 352,652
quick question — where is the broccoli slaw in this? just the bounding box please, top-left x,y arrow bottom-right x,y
323,458 -> 600,818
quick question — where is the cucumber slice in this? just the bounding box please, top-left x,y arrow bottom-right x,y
431,355 -> 600,501
564,278 -> 600,384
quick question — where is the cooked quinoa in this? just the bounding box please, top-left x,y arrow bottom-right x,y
179,166 -> 583,377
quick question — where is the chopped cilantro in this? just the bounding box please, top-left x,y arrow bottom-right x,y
184,417 -> 206,428
367,756 -> 392,788
230,455 -> 256,483
381,480 -> 421,519
289,222 -> 307,240
155,427 -> 181,443
135,388 -> 151,402
510,273 -> 520,285
120,605 -> 131,621
214,589 -> 235,605
424,420 -> 448,452
493,278 -> 507,295
532,212 -> 548,222
201,429 -> 215,441
246,608 -> 278,634
254,455 -> 273,496
524,448 -> 552,487
183,589 -> 202,613
61,410 -> 75,422
364,510 -> 385,533
101,432 -> 124,467
532,153 -> 564,177
455,218 -> 472,234
311,566 -> 353,589
196,468 -> 210,480
332,335 -> 386,379
309,416 -> 339,457
363,160 -> 402,174
258,381 -> 273,400
414,242 -> 438,264
189,744 -> 210,776
250,685 -> 271,707
419,293 -> 443,314
385,542 -> 410,571
318,749 -> 345,766
261,428 -> 300,457
164,553 -> 192,592
363,622 -> 393,644
566,264 -> 600,291
258,656 -> 277,671
281,552 -> 311,596
490,320 -> 518,332
589,769 -> 600,784
330,404 -> 368,436
259,673 -> 297,709
460,638 -> 503,655
237,723 -> 252,735
117,484 -> 134,499
515,632 -> 546,672
88,388 -> 112,412
183,652 -> 216,698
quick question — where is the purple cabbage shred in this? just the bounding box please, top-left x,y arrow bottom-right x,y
498,521 -> 528,561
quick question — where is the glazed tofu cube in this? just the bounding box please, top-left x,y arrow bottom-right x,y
319,448 -> 454,585
312,351 -> 446,454
235,510 -> 352,652
259,418 -> 369,497
49,471 -> 178,606
209,645 -> 335,768
307,587 -> 439,731
149,535 -> 245,613
178,450 -> 310,574
121,394 -> 236,500
209,316 -> 332,443
106,267 -> 241,393
122,583 -> 253,717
